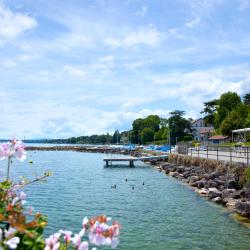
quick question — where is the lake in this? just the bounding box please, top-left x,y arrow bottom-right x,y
3,150 -> 250,249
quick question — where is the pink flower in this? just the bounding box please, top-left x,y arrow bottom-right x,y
79,241 -> 89,250
45,233 -> 61,250
0,140 -> 26,161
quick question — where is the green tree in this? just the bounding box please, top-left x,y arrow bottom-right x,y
201,99 -> 218,125
243,93 -> 250,106
141,128 -> 154,144
221,110 -> 245,135
215,92 -> 241,128
168,110 -> 191,145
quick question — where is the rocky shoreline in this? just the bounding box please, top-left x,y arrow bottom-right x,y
147,154 -> 250,219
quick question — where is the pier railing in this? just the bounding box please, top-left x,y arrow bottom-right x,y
188,146 -> 250,165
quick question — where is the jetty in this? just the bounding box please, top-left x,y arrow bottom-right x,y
103,155 -> 168,167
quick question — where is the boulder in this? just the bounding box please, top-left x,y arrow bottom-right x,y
242,188 -> 250,199
235,201 -> 250,218
222,189 -> 237,199
227,179 -> 238,189
189,176 -> 199,185
207,179 -> 218,188
176,166 -> 185,173
196,179 -> 206,188
208,188 -> 222,199
212,197 -> 223,204
198,188 -> 209,196
223,198 -> 238,210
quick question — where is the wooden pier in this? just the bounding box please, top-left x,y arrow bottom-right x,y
103,155 -> 168,167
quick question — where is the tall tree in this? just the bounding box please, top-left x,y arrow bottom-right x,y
201,99 -> 218,125
243,93 -> 250,106
215,92 -> 241,128
168,110 -> 190,145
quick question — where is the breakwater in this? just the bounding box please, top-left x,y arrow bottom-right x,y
152,154 -> 250,220
25,145 -> 141,156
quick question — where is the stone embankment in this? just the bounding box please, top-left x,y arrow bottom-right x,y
149,154 -> 250,219
25,145 -> 141,156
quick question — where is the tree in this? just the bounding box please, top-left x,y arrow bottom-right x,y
112,130 -> 121,144
201,99 -> 218,125
168,110 -> 191,145
215,92 -> 242,128
243,93 -> 250,106
141,128 -> 154,144
221,110 -> 245,135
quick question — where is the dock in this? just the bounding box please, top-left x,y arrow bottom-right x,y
103,155 -> 168,167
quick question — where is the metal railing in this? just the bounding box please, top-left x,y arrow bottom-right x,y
188,146 -> 250,165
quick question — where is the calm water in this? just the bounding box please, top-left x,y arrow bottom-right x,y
2,151 -> 250,249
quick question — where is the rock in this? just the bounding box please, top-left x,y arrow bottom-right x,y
243,188 -> 250,199
198,188 -> 209,195
227,179 -> 238,189
235,201 -> 250,218
222,189 -> 237,199
169,172 -> 178,178
189,176 -> 199,185
212,197 -> 223,204
208,188 -> 222,199
176,166 -> 185,173
211,171 -> 220,179
207,179 -> 218,188
195,179 -> 206,188
223,198 -> 238,210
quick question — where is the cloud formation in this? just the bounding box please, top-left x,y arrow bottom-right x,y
0,0 -> 250,139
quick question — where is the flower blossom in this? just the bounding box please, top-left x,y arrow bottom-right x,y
88,216 -> 120,249
0,140 -> 26,161
45,233 -> 61,250
4,237 -> 20,249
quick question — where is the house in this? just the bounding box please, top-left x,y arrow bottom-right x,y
190,118 -> 214,142
208,135 -> 230,144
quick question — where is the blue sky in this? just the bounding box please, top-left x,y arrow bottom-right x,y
0,0 -> 250,139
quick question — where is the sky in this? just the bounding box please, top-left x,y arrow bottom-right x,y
0,0 -> 250,139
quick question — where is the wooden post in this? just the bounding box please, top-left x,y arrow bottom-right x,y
217,147 -> 219,161
207,146 -> 208,159
247,147 -> 249,165
106,161 -> 109,167
129,161 -> 134,167
230,147 -> 232,162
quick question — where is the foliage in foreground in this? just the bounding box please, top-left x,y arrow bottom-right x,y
0,140 -> 120,250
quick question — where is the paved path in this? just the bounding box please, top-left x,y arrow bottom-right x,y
188,149 -> 249,164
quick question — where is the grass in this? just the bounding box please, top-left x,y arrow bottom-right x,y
219,142 -> 250,147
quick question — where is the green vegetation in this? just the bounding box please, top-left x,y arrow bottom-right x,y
202,92 -> 250,136
43,91 -> 250,145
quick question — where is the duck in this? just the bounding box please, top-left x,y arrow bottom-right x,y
111,184 -> 117,189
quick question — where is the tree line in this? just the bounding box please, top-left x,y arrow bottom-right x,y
46,91 -> 250,145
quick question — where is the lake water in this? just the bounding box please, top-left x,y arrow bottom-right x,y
2,150 -> 250,249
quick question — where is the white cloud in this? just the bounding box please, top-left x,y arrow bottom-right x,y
103,25 -> 164,48
135,6 -> 148,17
63,65 -> 86,78
0,3 -> 37,44
186,17 -> 201,28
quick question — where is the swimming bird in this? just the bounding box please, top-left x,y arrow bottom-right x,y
132,185 -> 134,190
125,178 -> 128,182
111,184 -> 117,189
142,182 -> 144,185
